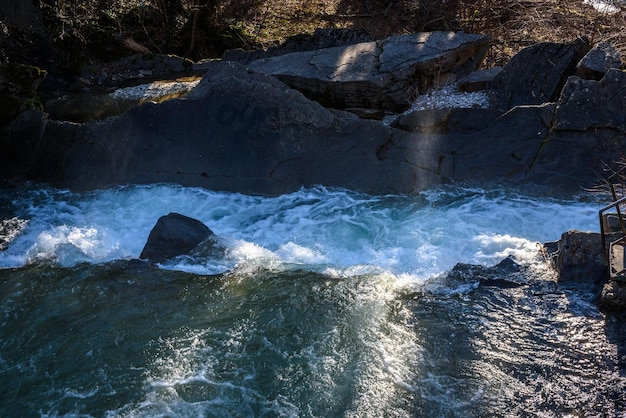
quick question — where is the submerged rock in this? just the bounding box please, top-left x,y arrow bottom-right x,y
446,256 -> 528,289
140,213 -> 218,263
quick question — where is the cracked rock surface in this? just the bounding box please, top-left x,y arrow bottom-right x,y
247,31 -> 490,111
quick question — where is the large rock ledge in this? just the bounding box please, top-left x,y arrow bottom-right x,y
0,32 -> 624,196
246,31 -> 490,111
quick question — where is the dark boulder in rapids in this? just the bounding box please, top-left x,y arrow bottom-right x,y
140,213 -> 218,263
446,256 -> 528,289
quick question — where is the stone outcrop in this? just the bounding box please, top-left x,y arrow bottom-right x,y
2,34 -> 625,197
543,230 -> 607,286
446,256 -> 528,289
551,68 -> 626,133
140,213 -> 217,263
600,281 -> 626,311
246,31 -> 490,111
576,41 -> 623,81
489,38 -> 591,110
11,54 -> 625,196
28,61 -> 422,195
542,229 -> 626,311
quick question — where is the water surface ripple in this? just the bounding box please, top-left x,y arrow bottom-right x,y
0,184 -> 623,417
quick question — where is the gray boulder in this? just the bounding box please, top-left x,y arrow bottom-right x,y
247,31 -> 489,111
30,60 -> 423,195
526,69 -> 626,187
140,213 -> 216,263
457,66 -> 502,92
576,41 -> 622,80
490,38 -> 591,110
600,280 -> 626,311
543,230 -> 607,286
552,68 -> 626,133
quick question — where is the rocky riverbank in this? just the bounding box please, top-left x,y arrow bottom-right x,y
1,31 -> 624,197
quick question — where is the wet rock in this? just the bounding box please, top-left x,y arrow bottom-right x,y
576,41 -> 622,80
490,38 -> 591,110
140,213 -> 217,263
543,230 -> 607,286
446,256 -> 528,289
247,31 -> 490,111
600,280 -> 626,311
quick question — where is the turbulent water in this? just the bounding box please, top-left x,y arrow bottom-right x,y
0,183 -> 624,417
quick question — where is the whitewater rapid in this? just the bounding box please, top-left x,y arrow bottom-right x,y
0,184 -> 600,279
2,183 -> 624,418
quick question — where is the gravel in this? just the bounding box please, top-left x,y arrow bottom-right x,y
109,79 -> 200,101
406,83 -> 491,112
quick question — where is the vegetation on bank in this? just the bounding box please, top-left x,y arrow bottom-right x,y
1,0 -> 624,76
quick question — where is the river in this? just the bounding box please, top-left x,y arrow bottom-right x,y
0,183 -> 624,417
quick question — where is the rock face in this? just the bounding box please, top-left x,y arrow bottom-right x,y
543,230 -> 607,286
31,61 -> 421,195
15,54 -> 626,196
140,213 -> 216,263
3,34 -> 626,197
600,281 -> 626,311
247,31 -> 490,111
576,41 -> 623,80
490,39 -> 590,110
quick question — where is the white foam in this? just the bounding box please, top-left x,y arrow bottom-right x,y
0,185 -> 601,281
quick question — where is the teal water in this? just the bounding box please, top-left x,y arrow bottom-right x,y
0,184 -> 623,417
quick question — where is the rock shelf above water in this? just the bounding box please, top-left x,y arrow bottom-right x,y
1,32 -> 624,197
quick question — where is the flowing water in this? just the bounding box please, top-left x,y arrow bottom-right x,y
0,183 -> 624,417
